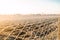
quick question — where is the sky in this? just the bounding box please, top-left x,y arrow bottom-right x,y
0,0 -> 60,15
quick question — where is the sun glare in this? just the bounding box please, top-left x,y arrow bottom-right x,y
0,0 -> 60,15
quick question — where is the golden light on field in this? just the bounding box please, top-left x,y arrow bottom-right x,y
0,0 -> 60,40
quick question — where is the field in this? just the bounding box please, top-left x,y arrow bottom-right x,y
0,15 -> 60,40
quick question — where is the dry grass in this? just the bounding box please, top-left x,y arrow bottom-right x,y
0,15 -> 60,40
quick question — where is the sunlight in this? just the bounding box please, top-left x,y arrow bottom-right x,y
0,0 -> 60,15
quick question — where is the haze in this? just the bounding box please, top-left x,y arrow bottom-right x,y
0,0 -> 60,15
